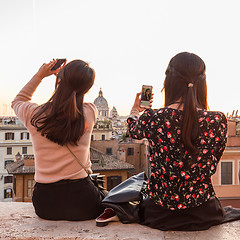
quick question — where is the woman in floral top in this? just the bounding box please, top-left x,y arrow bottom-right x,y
127,52 -> 228,231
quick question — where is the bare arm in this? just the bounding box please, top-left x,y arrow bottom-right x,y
11,60 -> 64,125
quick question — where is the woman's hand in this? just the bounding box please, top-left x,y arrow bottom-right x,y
132,92 -> 153,113
53,59 -> 66,77
35,60 -> 64,80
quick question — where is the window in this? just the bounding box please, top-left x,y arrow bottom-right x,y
127,147 -> 134,156
4,176 -> 13,184
236,122 -> 240,135
21,132 -> 29,140
27,179 -> 35,197
5,132 -> 14,140
221,161 -> 233,185
22,147 -> 27,154
107,176 -> 122,191
92,159 -> 100,164
106,148 -> 112,155
101,134 -> 106,140
7,147 -> 12,155
4,189 -> 12,198
91,135 -> 94,141
4,160 -> 14,169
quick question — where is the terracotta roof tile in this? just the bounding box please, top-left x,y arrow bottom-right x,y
6,147 -> 134,174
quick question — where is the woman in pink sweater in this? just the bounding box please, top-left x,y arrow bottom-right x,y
12,59 -> 104,220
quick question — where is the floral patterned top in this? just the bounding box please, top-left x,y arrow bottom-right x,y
127,108 -> 227,210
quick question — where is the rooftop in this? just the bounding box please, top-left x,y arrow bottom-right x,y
7,147 -> 134,174
0,125 -> 27,130
90,147 -> 134,171
0,202 -> 239,240
94,89 -> 109,108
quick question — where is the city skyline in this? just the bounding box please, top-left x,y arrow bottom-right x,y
0,0 -> 240,116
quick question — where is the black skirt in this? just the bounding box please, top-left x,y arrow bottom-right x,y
32,177 -> 105,221
139,197 -> 225,231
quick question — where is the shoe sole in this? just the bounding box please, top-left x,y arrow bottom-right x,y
96,221 -> 109,227
96,215 -> 119,227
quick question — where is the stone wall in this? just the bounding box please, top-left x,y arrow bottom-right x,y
0,202 -> 239,240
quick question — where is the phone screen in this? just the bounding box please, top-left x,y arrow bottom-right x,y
140,85 -> 153,107
51,59 -> 66,71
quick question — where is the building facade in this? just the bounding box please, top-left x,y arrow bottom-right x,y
93,89 -> 128,140
118,138 -> 150,177
92,120 -> 113,141
0,117 -> 33,202
212,118 -> 240,207
91,139 -> 119,158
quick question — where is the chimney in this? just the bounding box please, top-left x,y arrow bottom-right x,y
24,155 -> 35,167
119,147 -> 126,162
15,152 -> 22,162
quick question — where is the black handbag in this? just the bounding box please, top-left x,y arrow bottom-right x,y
89,173 -> 106,199
102,172 -> 147,223
66,145 -> 106,199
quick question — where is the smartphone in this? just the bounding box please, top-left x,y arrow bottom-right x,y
51,58 -> 66,71
140,85 -> 153,108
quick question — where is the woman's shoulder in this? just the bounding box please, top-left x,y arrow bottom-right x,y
151,107 -> 181,118
140,107 -> 178,124
12,101 -> 39,127
150,108 -> 227,125
83,102 -> 97,111
83,102 -> 97,121
154,108 -> 226,120
198,110 -> 228,135
198,110 -> 227,122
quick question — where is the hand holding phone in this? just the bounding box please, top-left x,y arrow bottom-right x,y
140,85 -> 153,108
51,58 -> 66,71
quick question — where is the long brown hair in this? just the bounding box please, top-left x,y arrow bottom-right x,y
31,60 -> 95,146
163,52 -> 208,156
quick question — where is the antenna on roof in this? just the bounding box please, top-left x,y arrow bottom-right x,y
3,104 -> 7,116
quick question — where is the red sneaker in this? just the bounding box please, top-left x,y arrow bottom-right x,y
96,208 -> 119,227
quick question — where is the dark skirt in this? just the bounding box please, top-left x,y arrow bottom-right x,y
32,177 -> 105,221
139,197 -> 225,231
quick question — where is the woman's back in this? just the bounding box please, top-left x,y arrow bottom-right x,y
128,107 -> 227,210
12,100 -> 97,183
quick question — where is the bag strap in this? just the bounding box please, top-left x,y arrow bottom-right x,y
66,145 -> 90,176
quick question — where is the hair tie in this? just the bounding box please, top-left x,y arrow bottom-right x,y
188,83 -> 194,88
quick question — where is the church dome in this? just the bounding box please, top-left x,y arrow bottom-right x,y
94,89 -> 108,107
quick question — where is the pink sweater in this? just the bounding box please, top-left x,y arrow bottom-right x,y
12,75 -> 97,183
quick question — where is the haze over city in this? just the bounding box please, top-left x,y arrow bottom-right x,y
0,0 -> 239,116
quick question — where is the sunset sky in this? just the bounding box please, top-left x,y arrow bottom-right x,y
0,0 -> 239,116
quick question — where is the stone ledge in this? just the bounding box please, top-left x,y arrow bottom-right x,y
0,202 -> 240,240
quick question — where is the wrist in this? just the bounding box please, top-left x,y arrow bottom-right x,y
130,108 -> 140,118
131,107 -> 139,113
34,72 -> 44,81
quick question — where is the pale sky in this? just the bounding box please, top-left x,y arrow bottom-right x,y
0,0 -> 239,116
